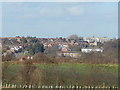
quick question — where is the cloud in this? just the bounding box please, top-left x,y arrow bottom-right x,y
22,5 -> 84,18
39,8 -> 48,14
23,7 -> 65,18
39,8 -> 64,16
5,3 -> 84,19
67,6 -> 84,16
38,6 -> 84,16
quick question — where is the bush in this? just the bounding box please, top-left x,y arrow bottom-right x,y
33,53 -> 58,64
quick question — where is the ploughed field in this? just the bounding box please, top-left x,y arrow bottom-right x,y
2,62 -> 118,86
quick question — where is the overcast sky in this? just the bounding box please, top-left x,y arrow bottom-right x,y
2,2 -> 118,38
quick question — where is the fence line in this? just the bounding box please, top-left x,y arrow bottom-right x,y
1,83 -> 119,90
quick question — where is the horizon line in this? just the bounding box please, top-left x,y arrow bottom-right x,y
0,36 -> 117,39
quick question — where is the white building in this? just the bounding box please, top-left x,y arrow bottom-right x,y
57,52 -> 81,58
81,48 -> 103,53
83,37 -> 111,43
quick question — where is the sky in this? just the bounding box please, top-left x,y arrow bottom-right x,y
2,2 -> 118,38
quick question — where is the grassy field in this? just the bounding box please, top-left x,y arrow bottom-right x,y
2,62 -> 118,86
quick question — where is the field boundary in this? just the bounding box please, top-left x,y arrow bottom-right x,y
1,84 -> 118,89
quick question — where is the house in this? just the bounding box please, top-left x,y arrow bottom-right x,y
19,56 -> 27,62
57,52 -> 81,58
79,41 -> 89,48
10,46 -> 22,53
61,47 -> 70,52
89,41 -> 97,46
74,42 -> 79,45
48,44 -> 52,47
19,56 -> 33,62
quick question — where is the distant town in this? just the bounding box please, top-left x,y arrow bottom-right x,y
1,35 -> 118,87
1,35 -> 117,62
1,2 -> 118,88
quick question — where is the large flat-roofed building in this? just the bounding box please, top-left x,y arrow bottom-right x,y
81,48 -> 103,53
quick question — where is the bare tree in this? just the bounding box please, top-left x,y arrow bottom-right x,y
68,34 -> 79,40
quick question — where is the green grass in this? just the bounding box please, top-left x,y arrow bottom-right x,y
2,62 -> 118,86
5,62 -> 118,72
35,63 -> 118,74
